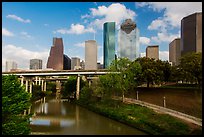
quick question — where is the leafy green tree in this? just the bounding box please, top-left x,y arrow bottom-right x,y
30,85 -> 46,101
110,58 -> 132,102
136,57 -> 172,87
126,59 -> 142,92
61,76 -> 87,98
47,82 -> 56,94
136,57 -> 158,87
100,58 -> 142,102
179,52 -> 202,86
2,75 -> 32,135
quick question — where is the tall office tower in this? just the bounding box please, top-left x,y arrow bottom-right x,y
47,37 -> 64,70
146,45 -> 159,60
63,54 -> 71,70
71,57 -> 80,70
181,12 -> 202,55
85,40 -> 97,70
169,38 -> 181,66
80,60 -> 85,70
118,19 -> 140,61
103,22 -> 115,68
5,60 -> 17,72
30,59 -> 42,70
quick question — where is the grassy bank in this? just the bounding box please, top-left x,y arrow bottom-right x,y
76,98 -> 202,135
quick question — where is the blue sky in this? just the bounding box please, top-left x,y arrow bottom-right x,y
2,2 -> 202,71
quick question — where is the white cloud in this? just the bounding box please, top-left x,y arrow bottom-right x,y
85,3 -> 136,30
138,2 -> 201,44
44,24 -> 49,27
139,52 -> 146,57
139,51 -> 169,61
98,55 -> 103,64
151,31 -> 180,43
20,31 -> 32,39
139,2 -> 202,28
74,42 -> 85,47
54,24 -> 95,35
2,28 -> 14,36
81,14 -> 91,19
2,44 -> 49,71
6,14 -> 31,23
159,51 -> 169,61
140,37 -> 151,45
147,18 -> 167,32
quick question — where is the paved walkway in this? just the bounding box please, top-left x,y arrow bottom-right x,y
112,96 -> 202,127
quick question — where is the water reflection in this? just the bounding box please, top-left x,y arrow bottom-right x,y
30,97 -> 146,135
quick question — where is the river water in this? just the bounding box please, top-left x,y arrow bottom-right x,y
29,97 -> 147,135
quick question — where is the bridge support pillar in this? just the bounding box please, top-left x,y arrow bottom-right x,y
29,80 -> 32,94
39,77 -> 41,85
56,80 -> 61,99
76,74 -> 80,100
89,80 -> 91,87
35,76 -> 38,85
25,80 -> 28,92
44,81 -> 47,91
41,80 -> 44,91
21,76 -> 24,86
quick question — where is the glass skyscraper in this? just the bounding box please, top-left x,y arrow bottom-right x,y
118,19 -> 140,61
103,22 -> 115,69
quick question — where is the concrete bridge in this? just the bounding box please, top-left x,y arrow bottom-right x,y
2,69 -> 116,100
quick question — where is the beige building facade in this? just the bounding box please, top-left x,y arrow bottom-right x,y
169,38 -> 181,66
85,40 -> 97,70
181,12 -> 202,55
146,45 -> 159,60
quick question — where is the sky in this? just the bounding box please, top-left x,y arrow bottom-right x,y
2,2 -> 202,71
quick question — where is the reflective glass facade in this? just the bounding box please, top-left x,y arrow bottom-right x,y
118,19 -> 140,61
103,22 -> 115,68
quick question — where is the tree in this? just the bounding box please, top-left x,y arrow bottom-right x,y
136,57 -> 172,87
179,52 -> 202,86
136,57 -> 158,87
61,76 -> 87,98
100,58 -> 142,102
2,75 -> 32,135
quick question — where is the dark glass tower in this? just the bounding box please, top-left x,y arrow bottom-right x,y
103,22 -> 115,69
63,54 -> 71,70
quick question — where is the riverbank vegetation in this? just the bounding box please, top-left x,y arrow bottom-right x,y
2,75 -> 32,135
74,53 -> 202,135
76,97 -> 201,135
61,52 -> 202,135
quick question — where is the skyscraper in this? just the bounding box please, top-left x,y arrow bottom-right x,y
5,60 -> 17,72
103,22 -> 115,69
80,60 -> 85,70
85,40 -> 97,70
169,38 -> 181,66
118,19 -> 140,61
63,54 -> 71,70
30,59 -> 42,69
71,57 -> 80,70
146,45 -> 159,60
181,12 -> 202,55
47,37 -> 64,70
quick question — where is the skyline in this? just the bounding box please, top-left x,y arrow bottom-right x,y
2,2 -> 202,71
